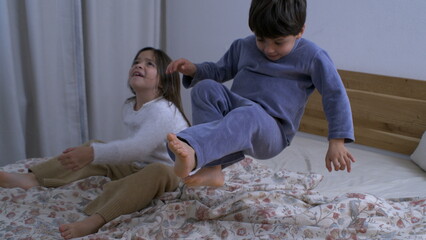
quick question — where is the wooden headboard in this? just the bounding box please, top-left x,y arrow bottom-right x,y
299,70 -> 426,155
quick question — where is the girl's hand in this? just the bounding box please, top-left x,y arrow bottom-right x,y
325,138 -> 356,172
58,146 -> 94,171
166,58 -> 197,77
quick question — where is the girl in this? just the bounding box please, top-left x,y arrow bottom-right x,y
0,47 -> 190,239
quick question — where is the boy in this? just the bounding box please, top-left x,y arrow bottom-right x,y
166,0 -> 355,187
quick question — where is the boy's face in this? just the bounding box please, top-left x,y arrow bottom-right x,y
255,31 -> 303,61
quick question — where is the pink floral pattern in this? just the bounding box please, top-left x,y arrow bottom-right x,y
1,157 -> 425,239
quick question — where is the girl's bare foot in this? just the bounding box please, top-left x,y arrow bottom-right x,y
0,172 -> 39,190
167,133 -> 196,178
59,214 -> 106,239
184,165 -> 224,187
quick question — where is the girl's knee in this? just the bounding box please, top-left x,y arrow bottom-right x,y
144,163 -> 179,191
144,163 -> 176,180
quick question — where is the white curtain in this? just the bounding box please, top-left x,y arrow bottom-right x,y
0,0 -> 163,166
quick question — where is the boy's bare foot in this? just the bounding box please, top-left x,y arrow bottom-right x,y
0,172 -> 39,190
184,165 -> 224,187
59,214 -> 106,239
167,133 -> 196,178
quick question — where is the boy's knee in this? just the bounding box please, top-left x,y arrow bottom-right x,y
193,79 -> 218,89
191,79 -> 223,99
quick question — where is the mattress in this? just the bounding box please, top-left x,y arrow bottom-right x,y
258,132 -> 426,199
1,132 -> 425,239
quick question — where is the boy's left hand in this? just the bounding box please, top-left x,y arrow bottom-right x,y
58,146 -> 94,171
325,138 -> 356,172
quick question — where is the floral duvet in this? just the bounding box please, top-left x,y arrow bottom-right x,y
0,157 -> 425,240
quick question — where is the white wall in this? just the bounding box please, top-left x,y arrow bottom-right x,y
165,0 -> 426,118
305,0 -> 426,81
165,0 -> 252,118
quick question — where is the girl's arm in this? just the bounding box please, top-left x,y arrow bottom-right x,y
91,102 -> 187,165
57,146 -> 94,171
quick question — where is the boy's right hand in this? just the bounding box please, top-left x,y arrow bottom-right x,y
166,58 -> 196,77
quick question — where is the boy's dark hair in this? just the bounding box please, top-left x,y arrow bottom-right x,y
249,0 -> 306,38
128,47 -> 190,126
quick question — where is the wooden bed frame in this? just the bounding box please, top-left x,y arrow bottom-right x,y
300,70 -> 426,155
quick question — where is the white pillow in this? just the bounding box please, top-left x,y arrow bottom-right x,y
411,131 -> 426,171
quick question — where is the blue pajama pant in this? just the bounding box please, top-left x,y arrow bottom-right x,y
174,79 -> 287,169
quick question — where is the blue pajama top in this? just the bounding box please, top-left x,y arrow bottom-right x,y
183,35 -> 354,144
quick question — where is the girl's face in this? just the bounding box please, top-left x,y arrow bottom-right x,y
128,50 -> 160,98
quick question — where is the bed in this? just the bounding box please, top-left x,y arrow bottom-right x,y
1,70 -> 425,239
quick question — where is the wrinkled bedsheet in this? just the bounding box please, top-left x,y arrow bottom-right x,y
0,157 -> 425,239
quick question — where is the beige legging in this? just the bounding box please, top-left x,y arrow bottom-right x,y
29,143 -> 180,222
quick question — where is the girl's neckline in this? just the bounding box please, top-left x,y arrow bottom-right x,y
133,96 -> 162,111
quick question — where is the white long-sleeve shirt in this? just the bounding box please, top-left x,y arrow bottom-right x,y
91,97 -> 188,168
